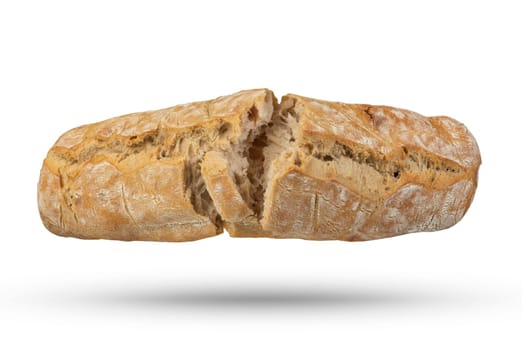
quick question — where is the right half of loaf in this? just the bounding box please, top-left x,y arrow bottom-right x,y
229,94 -> 481,241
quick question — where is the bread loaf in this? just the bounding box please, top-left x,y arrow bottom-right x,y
38,89 -> 480,242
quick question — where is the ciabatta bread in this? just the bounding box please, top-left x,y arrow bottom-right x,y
38,89 -> 480,242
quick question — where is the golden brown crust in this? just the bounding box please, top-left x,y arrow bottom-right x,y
38,89 -> 274,241
38,89 -> 480,242
258,94 -> 480,240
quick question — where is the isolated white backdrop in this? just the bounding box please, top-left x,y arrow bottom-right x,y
1,1 -> 520,349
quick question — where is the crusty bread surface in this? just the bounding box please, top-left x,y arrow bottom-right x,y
38,89 -> 480,241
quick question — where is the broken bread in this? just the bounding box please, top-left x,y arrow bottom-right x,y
38,89 -> 481,242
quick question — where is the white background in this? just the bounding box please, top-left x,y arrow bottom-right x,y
1,1 -> 520,349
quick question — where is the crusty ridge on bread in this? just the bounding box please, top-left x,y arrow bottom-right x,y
38,89 -> 481,242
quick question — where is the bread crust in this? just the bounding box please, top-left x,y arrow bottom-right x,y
258,95 -> 480,240
38,89 -> 480,242
39,89 -> 274,241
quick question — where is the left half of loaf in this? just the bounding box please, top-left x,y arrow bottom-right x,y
38,89 -> 275,241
